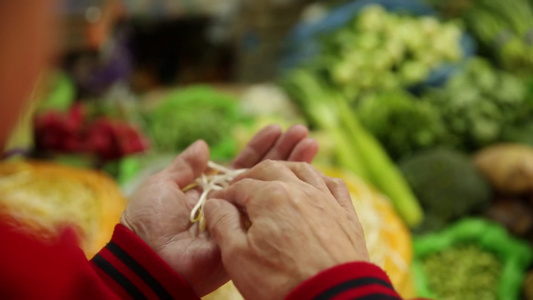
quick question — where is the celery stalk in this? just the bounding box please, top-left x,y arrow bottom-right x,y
333,95 -> 423,227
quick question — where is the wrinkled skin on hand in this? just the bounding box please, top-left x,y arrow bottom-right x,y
204,160 -> 370,300
120,125 -> 318,296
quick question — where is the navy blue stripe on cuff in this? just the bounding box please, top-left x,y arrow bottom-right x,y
315,277 -> 396,300
106,242 -> 173,300
355,294 -> 401,300
93,254 -> 147,300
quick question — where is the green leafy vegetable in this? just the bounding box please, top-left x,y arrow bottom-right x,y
421,244 -> 502,300
356,89 -> 448,160
318,5 -> 464,99
414,218 -> 533,300
436,0 -> 533,75
144,86 -> 242,160
424,58 -> 532,152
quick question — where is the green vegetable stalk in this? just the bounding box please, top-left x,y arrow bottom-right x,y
282,70 -> 368,179
334,95 -> 423,226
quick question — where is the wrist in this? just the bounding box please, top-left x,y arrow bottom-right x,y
285,261 -> 399,300
92,224 -> 199,299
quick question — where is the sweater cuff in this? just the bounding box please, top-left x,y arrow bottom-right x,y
91,224 -> 199,300
285,262 -> 401,300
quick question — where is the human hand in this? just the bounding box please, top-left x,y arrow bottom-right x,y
120,125 -> 318,296
204,161 -> 370,300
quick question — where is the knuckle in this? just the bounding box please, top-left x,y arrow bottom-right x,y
332,177 -> 347,189
265,181 -> 291,204
295,162 -> 321,178
294,162 -> 311,172
268,181 -> 289,194
259,159 -> 279,169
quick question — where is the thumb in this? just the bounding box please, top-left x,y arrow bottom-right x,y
204,199 -> 246,251
163,140 -> 210,188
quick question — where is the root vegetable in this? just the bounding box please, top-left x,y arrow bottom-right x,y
473,144 -> 533,195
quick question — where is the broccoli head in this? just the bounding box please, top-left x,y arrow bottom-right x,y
399,149 -> 492,232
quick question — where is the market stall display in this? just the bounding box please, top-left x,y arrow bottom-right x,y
3,0 -> 533,297
281,0 -> 474,89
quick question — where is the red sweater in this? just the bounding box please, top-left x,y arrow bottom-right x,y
0,223 -> 407,300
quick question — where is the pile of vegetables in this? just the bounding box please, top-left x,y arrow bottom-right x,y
35,103 -> 150,162
424,58 -> 532,151
355,89 -> 447,160
143,86 -> 244,161
432,0 -> 533,75
322,5 -> 464,98
352,58 -> 533,160
421,244 -> 502,300
414,219 -> 533,300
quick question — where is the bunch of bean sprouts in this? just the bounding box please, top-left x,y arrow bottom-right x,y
189,161 -> 247,231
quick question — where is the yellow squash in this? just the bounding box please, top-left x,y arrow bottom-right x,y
0,161 -> 126,258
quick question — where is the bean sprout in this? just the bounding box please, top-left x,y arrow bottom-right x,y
189,161 -> 247,231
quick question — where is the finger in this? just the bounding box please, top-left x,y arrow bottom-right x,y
233,160 -> 299,183
210,179 -> 286,218
204,198 -> 247,251
184,188 -> 202,209
162,140 -> 210,188
231,124 -> 282,169
288,137 -> 319,163
322,176 -> 357,216
283,162 -> 330,194
321,175 -> 366,252
262,124 -> 309,161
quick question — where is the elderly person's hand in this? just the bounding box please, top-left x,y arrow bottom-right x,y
204,160 -> 370,300
120,125 -> 318,296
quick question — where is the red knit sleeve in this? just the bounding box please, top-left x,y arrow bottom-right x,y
91,224 -> 199,300
0,221 -> 199,300
285,262 -> 406,300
